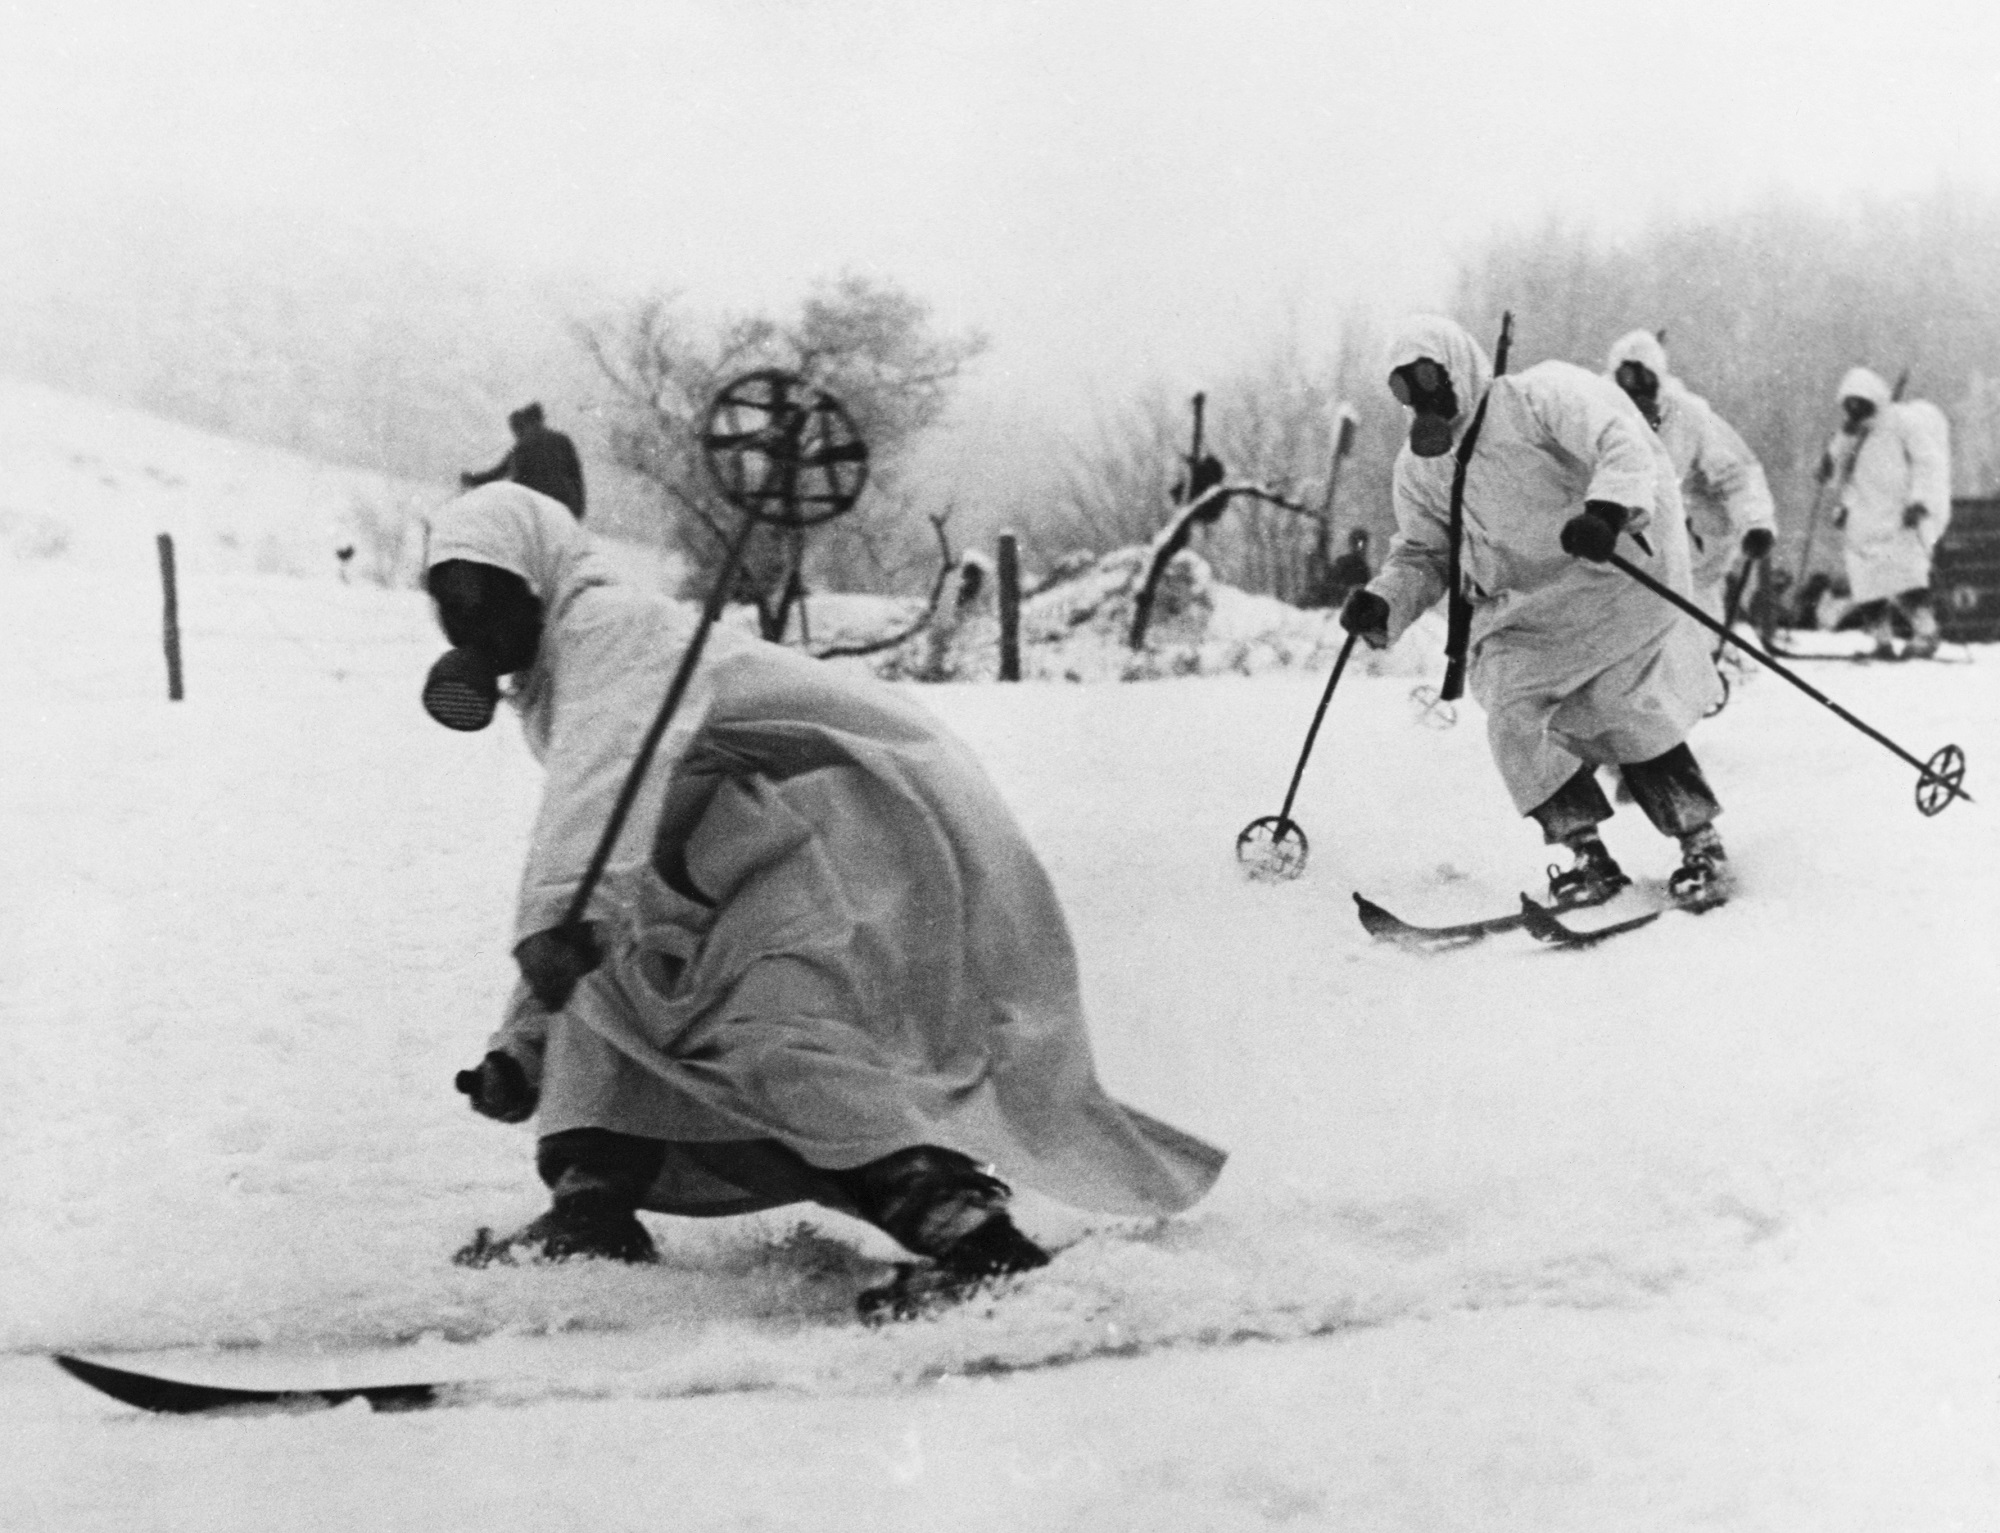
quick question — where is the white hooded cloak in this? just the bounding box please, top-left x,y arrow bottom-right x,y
1369,316 -> 1721,816
426,484 -> 1225,1220
1828,367 -> 1953,604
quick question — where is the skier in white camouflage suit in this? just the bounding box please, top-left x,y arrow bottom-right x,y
421,483 -> 1225,1317
1604,330 -> 1776,620
1340,315 -> 1730,906
1823,366 -> 1953,658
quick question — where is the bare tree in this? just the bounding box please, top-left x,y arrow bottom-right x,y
577,275 -> 987,637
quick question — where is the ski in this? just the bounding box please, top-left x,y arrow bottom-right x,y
1352,893 -> 1533,947
53,1353 -> 444,1415
1354,882 -> 1627,949
1769,647 -> 1972,666
1516,888 -> 1726,948
1516,894 -> 1666,948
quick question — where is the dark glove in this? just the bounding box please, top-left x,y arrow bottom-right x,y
458,471 -> 478,488
1559,501 -> 1630,562
1339,588 -> 1391,648
514,921 -> 603,1011
1740,527 -> 1775,560
454,1050 -> 537,1123
1903,502 -> 1929,529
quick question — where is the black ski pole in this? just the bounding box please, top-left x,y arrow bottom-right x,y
556,372 -> 870,937
557,514 -> 758,931
1237,632 -> 1361,878
1788,469 -> 1843,617
1711,552 -> 1764,665
1606,551 -> 1970,816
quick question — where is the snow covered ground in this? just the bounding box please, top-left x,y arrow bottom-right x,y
4,384 -> 1998,1531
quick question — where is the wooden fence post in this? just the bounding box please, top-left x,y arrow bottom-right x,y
997,531 -> 1021,682
156,533 -> 184,701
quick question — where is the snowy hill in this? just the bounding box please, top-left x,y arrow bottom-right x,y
2,389 -> 1997,1531
0,373 -> 445,584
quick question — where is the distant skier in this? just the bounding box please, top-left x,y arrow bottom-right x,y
1604,331 -> 1776,619
1823,368 -> 1951,658
1339,315 -> 1729,906
461,402 -> 588,520
421,484 -> 1224,1316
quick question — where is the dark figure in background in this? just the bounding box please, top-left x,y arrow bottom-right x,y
1322,528 -> 1374,609
1171,452 -> 1226,507
462,402 -> 588,520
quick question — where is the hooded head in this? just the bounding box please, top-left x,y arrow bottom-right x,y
1837,366 -> 1890,432
420,484 -> 617,729
1386,315 -> 1492,458
429,482 -> 612,612
1837,367 -> 1891,409
1606,329 -> 1668,380
1606,329 -> 1670,425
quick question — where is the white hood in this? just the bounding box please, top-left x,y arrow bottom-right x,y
1606,329 -> 1669,382
1837,366 -> 1892,408
427,482 -> 621,624
1386,313 -> 1493,445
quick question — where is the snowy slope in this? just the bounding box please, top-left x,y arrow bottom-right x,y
0,373 -> 445,584
3,398 -> 1998,1531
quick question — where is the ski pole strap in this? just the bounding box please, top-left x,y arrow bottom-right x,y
1439,390 -> 1493,702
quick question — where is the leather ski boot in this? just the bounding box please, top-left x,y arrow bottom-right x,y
845,1148 -> 1051,1322
1546,834 -> 1630,908
1668,824 -> 1730,910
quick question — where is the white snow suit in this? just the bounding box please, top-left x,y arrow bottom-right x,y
1605,331 -> 1775,617
427,484 -> 1225,1221
1368,316 -> 1720,817
1829,367 -> 1952,604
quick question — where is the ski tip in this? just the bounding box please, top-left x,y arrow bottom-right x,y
52,1353 -> 220,1414
53,1353 -> 440,1415
1351,893 -> 1400,936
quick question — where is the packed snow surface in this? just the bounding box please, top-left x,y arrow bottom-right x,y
3,382 -> 1997,1531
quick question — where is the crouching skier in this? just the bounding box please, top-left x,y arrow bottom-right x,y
422,484 -> 1225,1318
1339,315 -> 1732,908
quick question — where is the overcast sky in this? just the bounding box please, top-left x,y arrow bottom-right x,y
5,0 -> 1998,473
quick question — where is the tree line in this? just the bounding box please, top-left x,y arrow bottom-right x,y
6,184 -> 1998,609
1043,185 -> 2000,603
